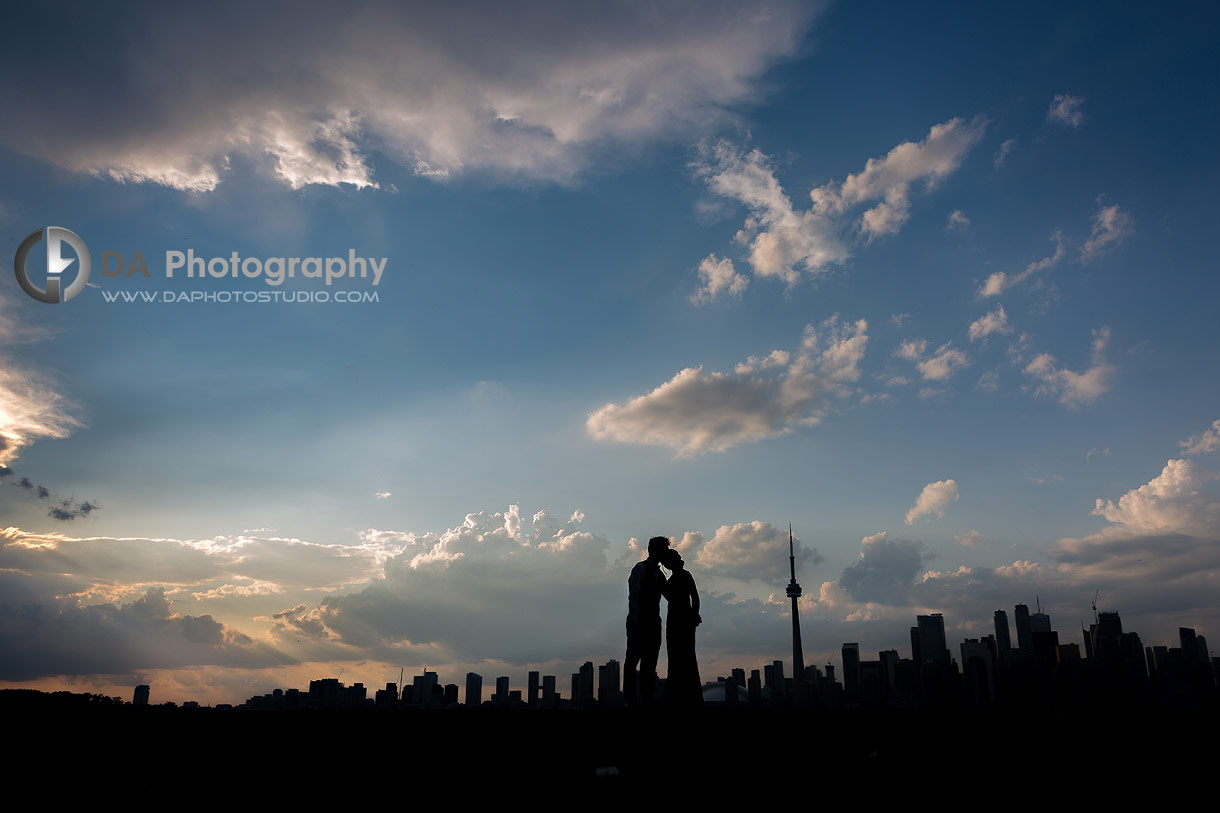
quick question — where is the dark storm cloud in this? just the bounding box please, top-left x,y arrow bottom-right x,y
838,532 -> 928,604
0,577 -> 292,681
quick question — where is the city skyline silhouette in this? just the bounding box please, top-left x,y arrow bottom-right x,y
3,2 -> 1220,727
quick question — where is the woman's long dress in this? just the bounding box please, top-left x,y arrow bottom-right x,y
664,569 -> 704,707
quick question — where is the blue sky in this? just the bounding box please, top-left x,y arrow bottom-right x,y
2,1 -> 1218,703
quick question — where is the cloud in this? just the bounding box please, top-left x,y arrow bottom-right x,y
918,345 -> 969,381
979,231 -> 1065,297
0,527 -> 397,601
0,582 -> 290,681
690,254 -> 748,304
0,2 -> 816,191
994,138 -> 1017,168
374,491 -> 391,499
0,360 -> 82,467
1091,459 -> 1220,537
895,339 -> 927,361
810,116 -> 987,239
694,141 -> 846,286
894,337 -> 968,382
1047,93 -> 1086,128
1080,202 -> 1133,262
1024,326 -> 1115,407
4,469 -> 101,521
295,507 -> 627,664
1180,419 -> 1220,455
946,209 -> 970,230
976,370 -> 999,392
47,498 -> 100,522
587,315 -> 868,454
838,532 -> 927,603
905,479 -> 959,525
695,116 -> 984,292
954,530 -> 982,547
694,521 -> 822,581
1049,458 -> 1220,609
897,338 -> 969,382
967,305 -> 1010,341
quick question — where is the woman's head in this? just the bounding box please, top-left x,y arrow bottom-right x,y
663,548 -> 684,570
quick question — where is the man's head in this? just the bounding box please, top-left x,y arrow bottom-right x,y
647,536 -> 670,560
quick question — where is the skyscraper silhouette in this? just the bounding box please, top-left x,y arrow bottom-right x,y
465,672 -> 482,706
994,609 -> 1012,658
1014,603 -> 1032,655
917,614 -> 949,667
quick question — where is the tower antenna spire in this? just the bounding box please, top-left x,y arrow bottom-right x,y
786,523 -> 805,688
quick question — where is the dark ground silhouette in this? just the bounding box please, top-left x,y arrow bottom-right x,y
6,694 -> 1213,804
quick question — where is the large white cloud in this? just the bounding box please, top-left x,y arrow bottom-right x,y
587,315 -> 868,454
905,479 -> 959,525
0,1 -> 817,191
1090,459 -> 1220,537
694,141 -> 847,288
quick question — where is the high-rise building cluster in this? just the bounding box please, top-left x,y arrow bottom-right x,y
240,661 -> 628,710
824,604 -> 1218,711
231,603 -> 1215,711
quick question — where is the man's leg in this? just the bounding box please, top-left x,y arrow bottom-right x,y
639,617 -> 661,707
624,621 -> 641,709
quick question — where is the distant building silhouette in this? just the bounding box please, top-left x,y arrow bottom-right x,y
598,659 -> 622,708
495,676 -> 510,707
527,671 -> 539,706
542,675 -> 557,708
916,614 -> 949,668
994,609 -> 1012,658
1014,603 -> 1032,655
133,685 -> 149,706
465,672 -> 482,707
842,643 -> 860,704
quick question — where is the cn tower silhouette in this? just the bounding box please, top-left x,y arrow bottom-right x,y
786,523 -> 805,682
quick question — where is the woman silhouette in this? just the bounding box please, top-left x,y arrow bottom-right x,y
661,548 -> 703,707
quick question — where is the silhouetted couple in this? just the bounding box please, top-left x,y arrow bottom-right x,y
624,536 -> 703,708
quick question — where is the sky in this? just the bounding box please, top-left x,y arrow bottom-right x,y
1,0 -> 1218,704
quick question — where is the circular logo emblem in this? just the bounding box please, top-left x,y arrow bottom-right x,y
14,226 -> 91,303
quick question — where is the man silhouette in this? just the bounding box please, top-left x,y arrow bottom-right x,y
624,535 -> 669,708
